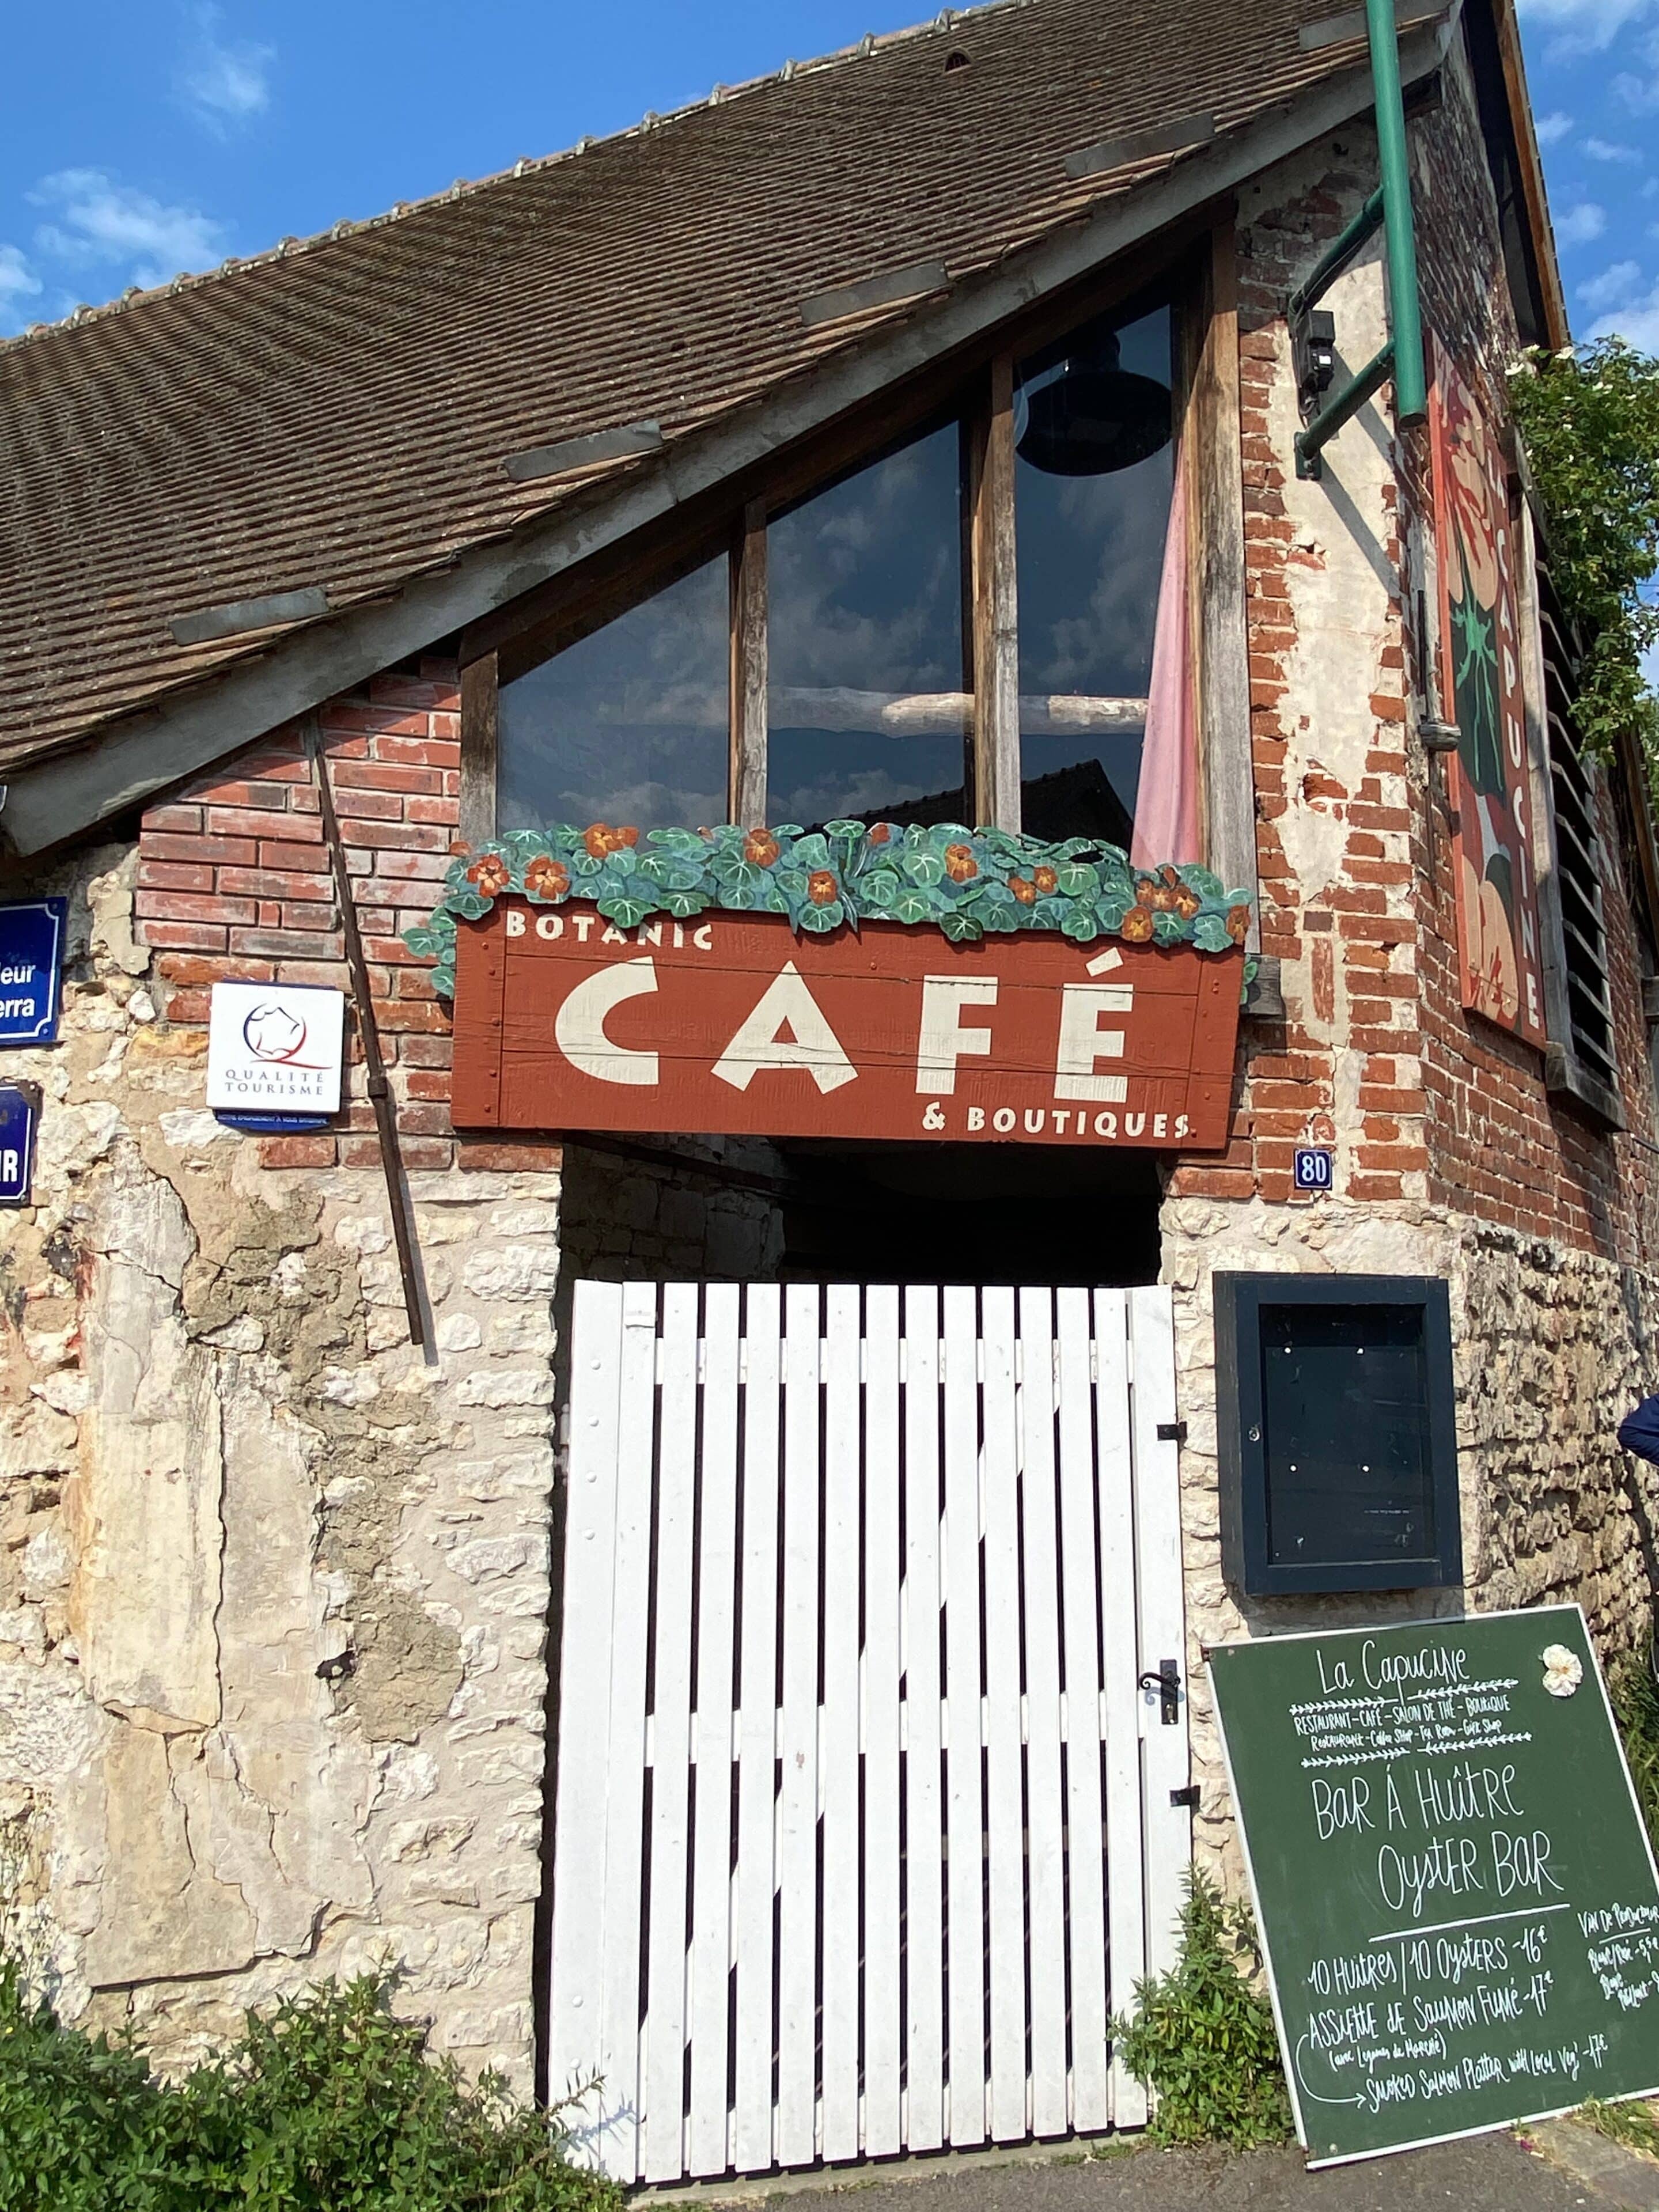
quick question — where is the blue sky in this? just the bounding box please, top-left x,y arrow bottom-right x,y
1,1 -> 1654,346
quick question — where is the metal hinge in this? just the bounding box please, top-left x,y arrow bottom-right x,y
1157,1421 -> 1187,1444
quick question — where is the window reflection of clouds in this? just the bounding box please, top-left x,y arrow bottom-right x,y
767,424 -> 965,825
1017,305 -> 1172,824
497,558 -> 728,832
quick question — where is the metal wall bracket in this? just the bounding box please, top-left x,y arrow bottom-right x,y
1139,1659 -> 1182,1725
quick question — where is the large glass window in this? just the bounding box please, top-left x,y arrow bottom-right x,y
496,557 -> 728,834
1013,302 -> 1175,846
766,423 -> 966,830
487,289 -> 1191,857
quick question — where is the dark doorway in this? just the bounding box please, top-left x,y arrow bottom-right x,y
772,1139 -> 1162,1286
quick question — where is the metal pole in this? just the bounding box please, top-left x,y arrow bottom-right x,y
1287,186 -> 1385,324
1366,0 -> 1426,424
303,715 -> 428,1349
1296,343 -> 1396,479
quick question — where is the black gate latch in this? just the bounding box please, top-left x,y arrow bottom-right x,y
1138,1658 -> 1181,1725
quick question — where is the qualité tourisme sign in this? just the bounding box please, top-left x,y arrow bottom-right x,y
449,902 -> 1243,1146
1210,1608 -> 1659,2167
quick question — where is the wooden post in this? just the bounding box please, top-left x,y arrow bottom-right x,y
971,357 -> 1021,832
459,650 -> 499,851
730,501 -> 768,827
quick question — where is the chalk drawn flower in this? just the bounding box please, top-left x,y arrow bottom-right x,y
1540,1643 -> 1582,1699
465,854 -> 511,896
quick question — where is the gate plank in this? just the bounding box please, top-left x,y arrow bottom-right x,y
1055,1289 -> 1112,2135
688,1286 -> 741,2178
902,1287 -> 946,2153
942,1285 -> 987,2146
596,1281 -> 662,2179
732,1286 -> 782,2176
1094,1290 -> 1149,2131
980,1286 -> 1027,2142
641,1283 -> 700,2183
548,1281 -> 624,2158
1128,1288 -> 1190,1983
820,1285 -> 863,2164
1017,1288 -> 1069,2139
862,1285 -> 903,2158
777,1284 -> 823,2167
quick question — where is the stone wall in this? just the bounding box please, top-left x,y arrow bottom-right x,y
0,842 -> 563,2084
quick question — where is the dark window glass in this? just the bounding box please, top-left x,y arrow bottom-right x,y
1259,1305 -> 1435,1570
766,424 -> 965,831
1014,302 -> 1174,846
496,559 -> 728,834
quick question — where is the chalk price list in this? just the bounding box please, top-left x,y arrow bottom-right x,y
1287,1638 -> 1657,2126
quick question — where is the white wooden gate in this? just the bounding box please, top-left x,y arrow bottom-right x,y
548,1281 -> 1190,2183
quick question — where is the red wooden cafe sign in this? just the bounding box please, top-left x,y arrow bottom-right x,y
450,903 -> 1242,1149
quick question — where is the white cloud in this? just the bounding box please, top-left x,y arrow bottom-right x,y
1591,278 -> 1659,346
0,245 -> 41,304
1536,109 -> 1575,142
1556,200 -> 1609,244
29,170 -> 226,292
1517,0 -> 1655,53
178,6 -> 274,134
1578,256 -> 1645,309
1585,134 -> 1645,160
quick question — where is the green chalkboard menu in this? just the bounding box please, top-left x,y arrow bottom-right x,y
1210,1607 -> 1659,2165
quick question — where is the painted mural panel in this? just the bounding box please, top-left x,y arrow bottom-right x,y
1428,339 -> 1546,1047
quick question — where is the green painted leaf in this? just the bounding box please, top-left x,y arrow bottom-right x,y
568,849 -> 604,877
793,832 -> 831,869
1152,909 -> 1184,944
450,892 -> 490,919
1061,908 -> 1102,942
596,894 -> 655,929
1192,913 -> 1232,953
859,869 -> 903,908
661,890 -> 711,918
886,888 -> 933,925
1179,863 -> 1226,902
938,910 -> 983,941
1055,862 -> 1098,897
903,851 -> 945,888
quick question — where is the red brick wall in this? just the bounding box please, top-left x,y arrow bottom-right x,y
1171,41 -> 1659,1270
135,662 -> 550,1176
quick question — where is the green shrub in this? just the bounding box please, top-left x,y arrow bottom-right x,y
1608,1650 -> 1659,1855
1112,1869 -> 1292,2149
0,1960 -> 620,2212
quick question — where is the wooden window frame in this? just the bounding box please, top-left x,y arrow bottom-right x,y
459,221 -> 1253,903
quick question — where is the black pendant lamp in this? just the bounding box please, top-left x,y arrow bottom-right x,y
1014,327 -> 1172,477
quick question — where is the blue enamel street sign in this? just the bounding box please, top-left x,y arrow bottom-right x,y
0,1085 -> 39,1205
0,898 -> 67,1046
1293,1144 -> 1334,1191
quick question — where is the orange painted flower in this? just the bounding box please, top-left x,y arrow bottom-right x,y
1226,904 -> 1251,945
868,822 -> 892,845
1172,883 -> 1201,919
944,843 -> 978,884
1033,865 -> 1057,895
524,855 -> 570,899
1121,903 -> 1156,943
744,829 -> 781,866
582,822 -> 638,858
466,854 -> 511,897
1008,874 -> 1038,906
807,870 -> 839,906
1134,875 -> 1160,908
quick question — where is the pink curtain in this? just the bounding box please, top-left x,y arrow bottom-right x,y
1130,448 -> 1199,868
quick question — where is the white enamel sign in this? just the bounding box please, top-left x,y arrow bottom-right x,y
207,983 -> 344,1113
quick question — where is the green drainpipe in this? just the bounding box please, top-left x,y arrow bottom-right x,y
1367,0 -> 1426,425
1294,0 -> 1428,474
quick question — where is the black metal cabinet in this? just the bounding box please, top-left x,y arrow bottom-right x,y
1215,1273 -> 1461,1596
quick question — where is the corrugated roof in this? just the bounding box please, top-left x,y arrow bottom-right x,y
0,0 -> 1421,788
